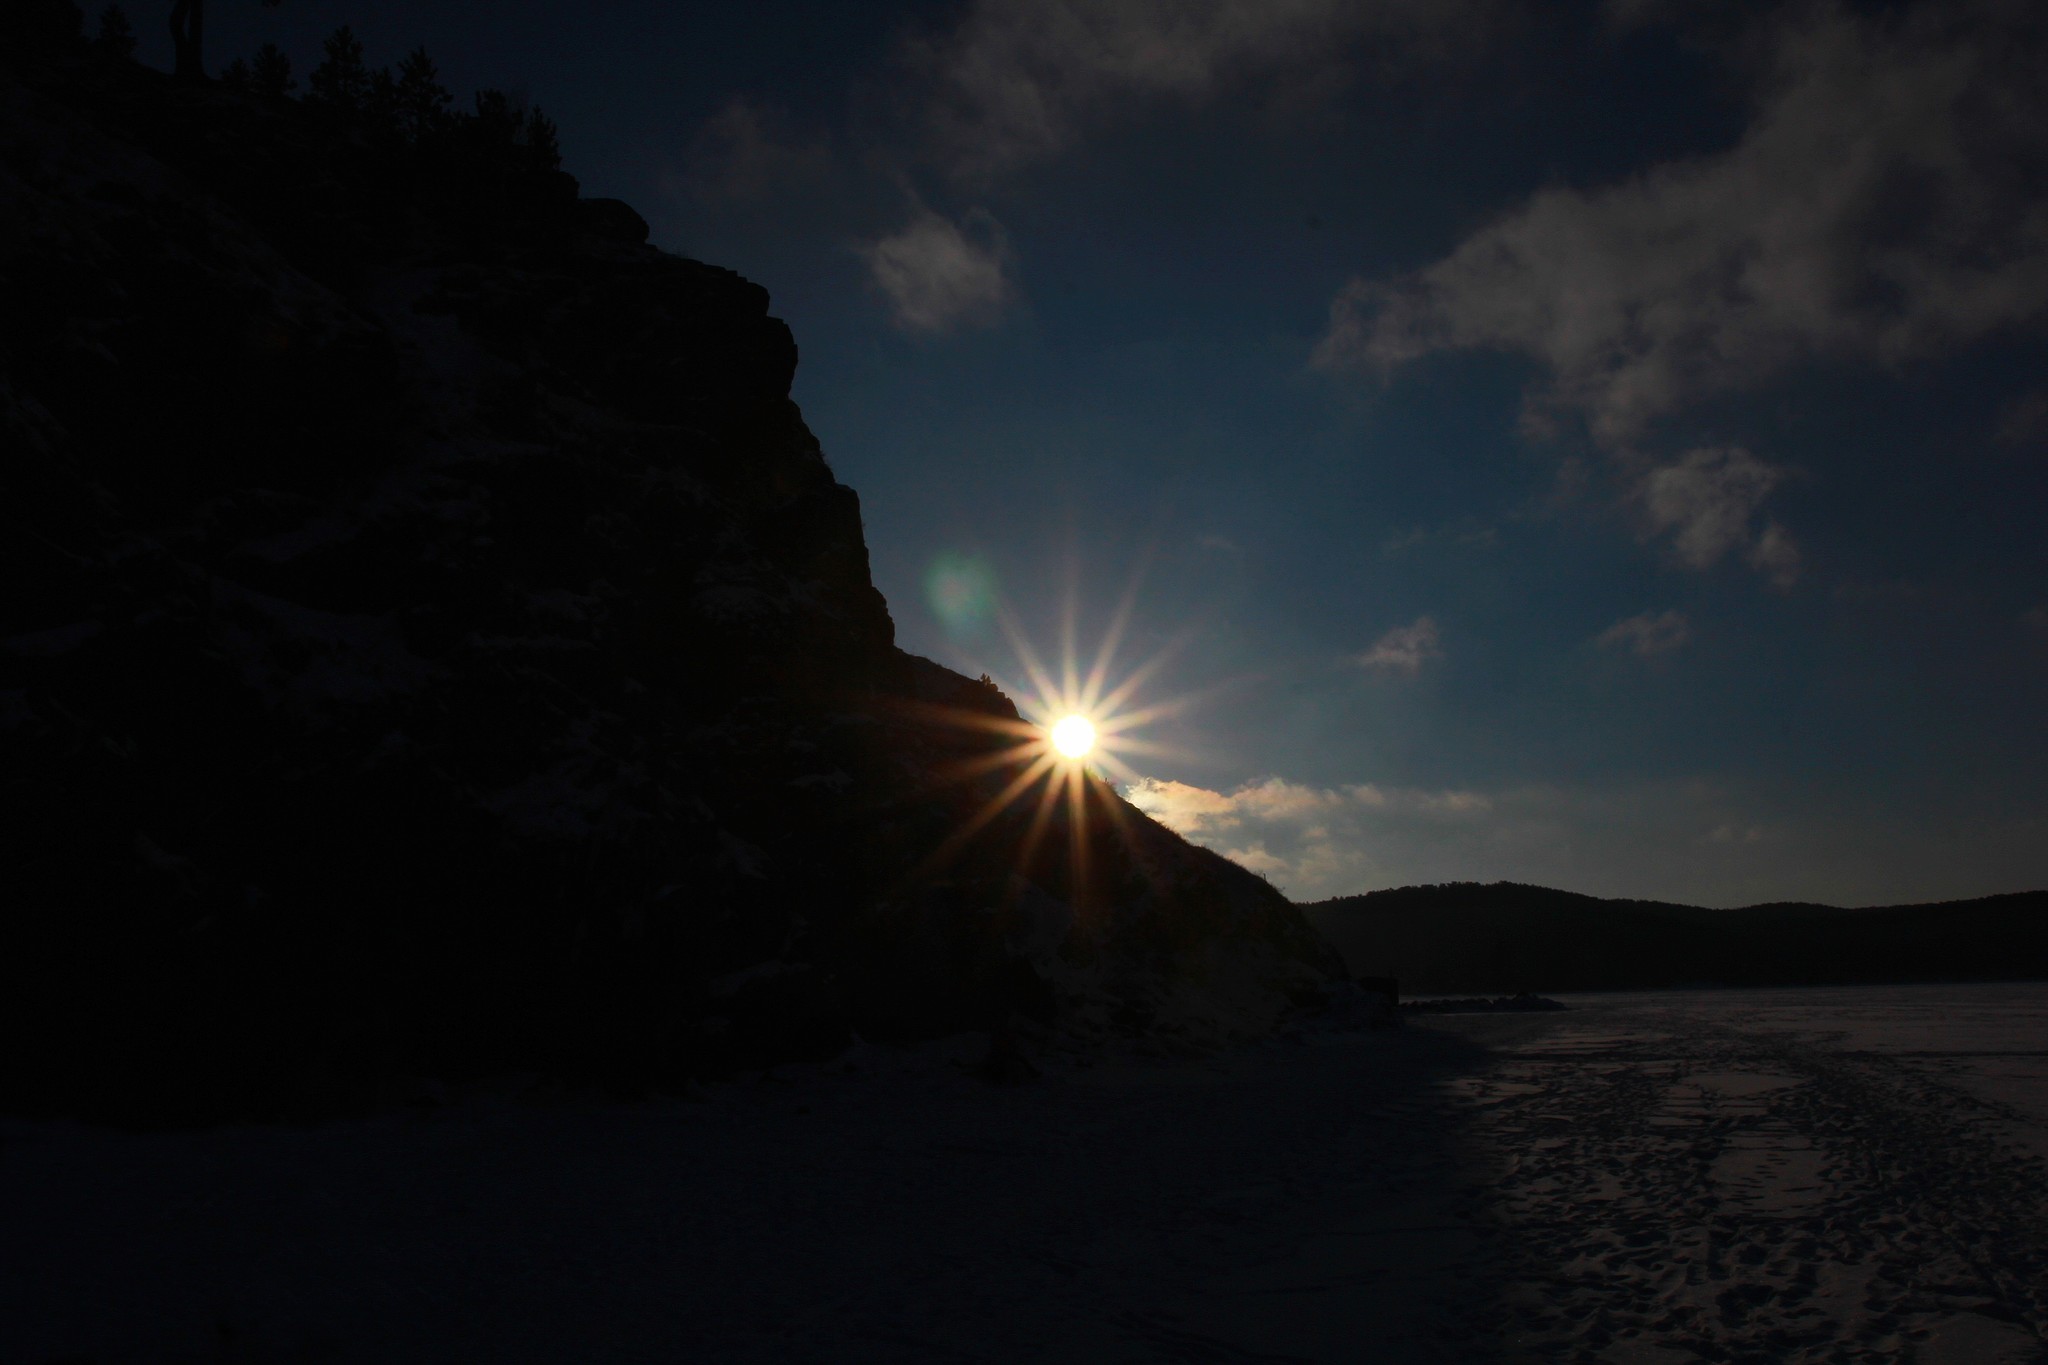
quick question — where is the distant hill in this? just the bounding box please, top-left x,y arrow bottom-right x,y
1303,883 -> 2048,995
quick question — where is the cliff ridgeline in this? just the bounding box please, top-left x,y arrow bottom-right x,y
0,15 -> 1344,1123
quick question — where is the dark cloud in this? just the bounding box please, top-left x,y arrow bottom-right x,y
1351,615 -> 1442,675
902,0 -> 1492,181
1995,390 -> 2048,447
681,97 -> 836,203
1317,2 -> 2048,583
1597,608 -> 1691,657
1321,3 -> 2048,439
1636,446 -> 1800,585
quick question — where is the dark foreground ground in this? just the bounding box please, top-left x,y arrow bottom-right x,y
5,984 -> 2046,1363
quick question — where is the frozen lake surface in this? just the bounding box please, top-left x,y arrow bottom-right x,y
1438,983 -> 2048,1363
4,982 -> 2046,1362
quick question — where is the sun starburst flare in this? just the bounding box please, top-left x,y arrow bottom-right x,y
891,551 -> 1239,898
1050,714 -> 1096,759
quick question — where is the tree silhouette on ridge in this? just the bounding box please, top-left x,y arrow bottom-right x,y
166,0 -> 281,81
394,46 -> 450,141
308,24 -> 368,110
94,4 -> 135,57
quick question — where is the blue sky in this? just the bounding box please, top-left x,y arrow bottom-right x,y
156,0 -> 2048,905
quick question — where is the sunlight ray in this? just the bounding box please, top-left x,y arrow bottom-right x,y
1097,668 -> 1263,735
904,750 -> 1062,886
997,606 -> 1065,722
1093,701 -> 1194,736
1091,735 -> 1184,764
1010,766 -> 1067,894
1091,752 -> 1146,786
1090,621 -> 1207,720
894,698 -> 1045,742
919,549 -> 1237,908
933,739 -> 1056,786
1058,526 -> 1082,711
1090,774 -> 1142,855
1079,545 -> 1155,714
1063,763 -> 1089,908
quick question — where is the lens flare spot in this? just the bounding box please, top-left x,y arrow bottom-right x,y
1050,714 -> 1097,759
924,552 -> 997,639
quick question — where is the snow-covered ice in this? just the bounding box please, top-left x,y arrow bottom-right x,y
1423,982 -> 2048,1361
4,983 -> 2045,1362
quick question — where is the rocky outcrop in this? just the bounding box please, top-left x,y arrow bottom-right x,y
0,46 -> 1343,1122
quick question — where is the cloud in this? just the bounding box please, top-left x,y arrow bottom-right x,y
1745,520 -> 1802,589
904,0 -> 1486,180
683,98 -> 834,202
1601,0 -> 1699,31
1316,4 -> 2048,443
1995,390 -> 2048,447
1597,609 -> 1690,657
1126,775 -> 1490,898
1122,773 -> 1895,905
1381,519 -> 1496,557
1315,4 -> 2048,586
859,206 -> 1017,332
1351,615 -> 1441,674
1635,446 -> 1800,584
1639,448 -> 1779,568
1126,776 -> 1251,834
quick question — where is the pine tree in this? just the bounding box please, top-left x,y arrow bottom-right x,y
168,0 -> 200,79
249,41 -> 293,98
166,0 -> 282,82
522,105 -> 561,171
92,5 -> 135,58
470,87 -> 518,144
219,56 -> 251,89
365,66 -> 401,141
394,47 -> 450,141
308,25 -> 369,110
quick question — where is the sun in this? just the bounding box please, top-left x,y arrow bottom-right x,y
1050,714 -> 1097,759
890,549 -> 1217,898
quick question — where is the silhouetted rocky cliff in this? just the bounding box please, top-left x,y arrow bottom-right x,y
0,39 -> 1343,1122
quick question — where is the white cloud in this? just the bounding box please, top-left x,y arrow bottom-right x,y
1121,773 -> 1905,905
1596,608 -> 1690,657
1351,615 -> 1441,675
905,0 -> 1486,180
1126,774 -> 1491,898
1126,776 -> 1250,835
859,206 -> 1017,332
1317,5 -> 2048,443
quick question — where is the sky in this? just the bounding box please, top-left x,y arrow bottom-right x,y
142,0 -> 2048,907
